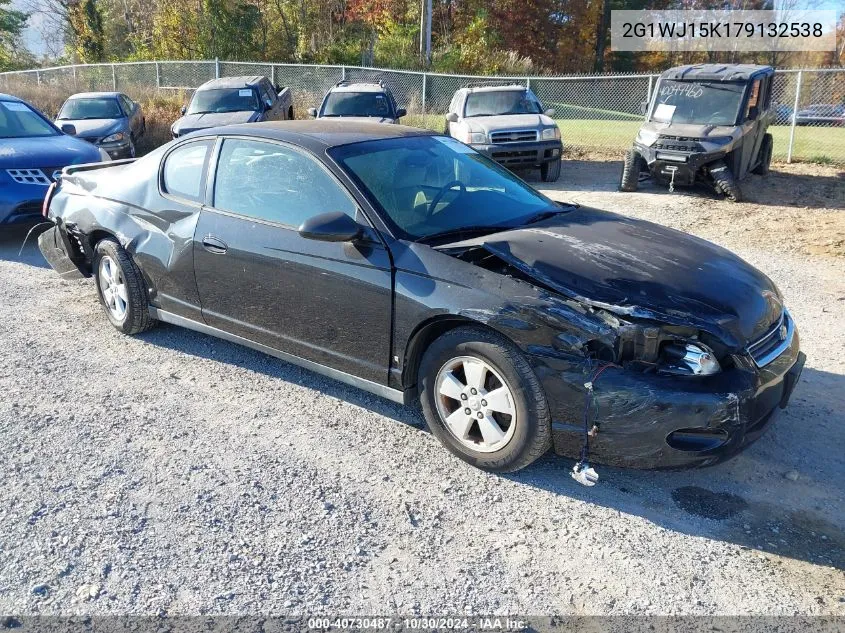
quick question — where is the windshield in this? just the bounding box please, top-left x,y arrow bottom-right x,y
188,88 -> 259,114
322,92 -> 393,118
331,136 -> 559,241
58,98 -> 122,120
650,80 -> 745,126
464,90 -> 542,118
0,100 -> 58,138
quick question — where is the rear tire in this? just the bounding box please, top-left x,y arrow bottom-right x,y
418,326 -> 551,473
751,133 -> 773,176
710,160 -> 743,202
620,149 -> 644,192
540,158 -> 561,183
93,238 -> 155,335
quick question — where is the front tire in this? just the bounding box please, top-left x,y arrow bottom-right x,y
418,326 -> 551,473
710,160 -> 743,202
540,158 -> 562,182
620,149 -> 644,192
93,238 -> 155,335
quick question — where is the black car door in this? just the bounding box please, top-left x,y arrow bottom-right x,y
192,137 -> 393,384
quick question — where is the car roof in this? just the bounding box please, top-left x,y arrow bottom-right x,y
660,64 -> 774,82
463,84 -> 526,93
198,120 -> 434,151
65,91 -> 122,99
330,82 -> 389,94
197,76 -> 267,90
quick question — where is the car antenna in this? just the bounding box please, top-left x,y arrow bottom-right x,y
571,357 -> 618,486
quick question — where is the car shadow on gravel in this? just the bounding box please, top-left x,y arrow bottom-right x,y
505,365 -> 845,571
523,159 -> 845,210
0,222 -> 52,269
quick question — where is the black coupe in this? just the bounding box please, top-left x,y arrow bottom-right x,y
38,121 -> 804,473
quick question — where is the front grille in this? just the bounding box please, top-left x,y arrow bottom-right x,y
491,149 -> 538,164
10,201 -> 43,220
490,130 -> 538,144
79,135 -> 101,144
654,136 -> 703,152
747,310 -> 793,368
6,168 -> 51,185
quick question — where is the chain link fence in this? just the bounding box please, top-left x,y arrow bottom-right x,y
1,60 -> 843,164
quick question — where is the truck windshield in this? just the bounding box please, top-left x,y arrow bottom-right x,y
464,90 -> 543,117
322,92 -> 393,117
650,80 -> 745,126
331,135 -> 560,241
188,88 -> 259,114
0,100 -> 58,138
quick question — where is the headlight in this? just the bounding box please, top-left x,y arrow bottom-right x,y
98,148 -> 112,162
658,342 -> 721,376
463,131 -> 486,144
705,136 -> 733,145
635,129 -> 660,147
541,127 -> 561,141
101,132 -> 125,143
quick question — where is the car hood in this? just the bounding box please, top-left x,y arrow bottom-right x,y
466,113 -> 554,134
56,118 -> 124,138
640,120 -> 739,138
440,208 -> 782,348
174,110 -> 259,133
0,135 -> 102,169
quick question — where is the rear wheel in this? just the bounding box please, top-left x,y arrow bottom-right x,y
418,326 -> 551,472
710,160 -> 743,202
93,238 -> 155,335
620,149 -> 644,192
751,133 -> 773,175
540,158 -> 562,182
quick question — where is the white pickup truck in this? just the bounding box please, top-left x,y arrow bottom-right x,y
445,83 -> 563,182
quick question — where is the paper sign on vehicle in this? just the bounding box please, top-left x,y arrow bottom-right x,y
238,89 -> 252,97
653,103 -> 676,123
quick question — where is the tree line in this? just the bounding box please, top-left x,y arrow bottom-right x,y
2,0 -> 843,73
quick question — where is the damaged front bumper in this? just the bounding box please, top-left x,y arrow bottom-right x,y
530,326 -> 804,469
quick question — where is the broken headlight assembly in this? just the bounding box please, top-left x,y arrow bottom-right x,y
657,341 -> 721,376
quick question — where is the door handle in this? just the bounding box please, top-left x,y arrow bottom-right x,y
202,234 -> 228,254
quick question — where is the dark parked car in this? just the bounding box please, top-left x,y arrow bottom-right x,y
171,76 -> 293,139
39,122 -> 804,474
795,104 -> 845,126
56,91 -> 145,158
0,93 -> 106,225
308,80 -> 406,123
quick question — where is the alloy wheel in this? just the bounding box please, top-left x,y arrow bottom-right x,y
98,255 -> 128,321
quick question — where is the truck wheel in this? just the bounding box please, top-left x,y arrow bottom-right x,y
540,158 -> 561,182
751,133 -> 773,176
93,238 -> 155,335
418,326 -> 552,473
620,149 -> 644,192
710,161 -> 743,202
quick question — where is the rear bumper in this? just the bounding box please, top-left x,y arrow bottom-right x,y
38,224 -> 87,279
530,326 -> 804,469
471,140 -> 562,167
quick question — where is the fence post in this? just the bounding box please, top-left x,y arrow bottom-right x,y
155,62 -> 160,89
36,70 -> 41,86
72,65 -> 77,89
646,74 -> 654,103
271,64 -> 276,87
421,72 -> 427,114
111,64 -> 117,90
215,58 -> 220,79
787,70 -> 802,164
341,65 -> 346,80
526,76 -> 530,89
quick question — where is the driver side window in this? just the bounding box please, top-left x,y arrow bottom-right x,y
212,138 -> 357,227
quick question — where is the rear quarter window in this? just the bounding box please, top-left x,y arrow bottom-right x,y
162,140 -> 213,202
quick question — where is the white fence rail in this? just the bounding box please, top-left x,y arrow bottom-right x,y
1,61 -> 843,163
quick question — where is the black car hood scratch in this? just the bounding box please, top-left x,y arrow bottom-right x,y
438,207 -> 783,349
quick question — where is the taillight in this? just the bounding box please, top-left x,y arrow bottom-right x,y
42,181 -> 57,218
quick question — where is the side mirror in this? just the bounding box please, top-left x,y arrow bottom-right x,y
396,107 -> 407,118
180,105 -> 187,115
275,84 -> 283,93
544,108 -> 555,117
264,99 -> 273,111
640,101 -> 649,115
445,112 -> 458,123
299,211 -> 363,242
307,107 -> 318,118
60,123 -> 77,135
748,106 -> 760,120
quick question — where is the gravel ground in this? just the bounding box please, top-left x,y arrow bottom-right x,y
0,161 -> 843,617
